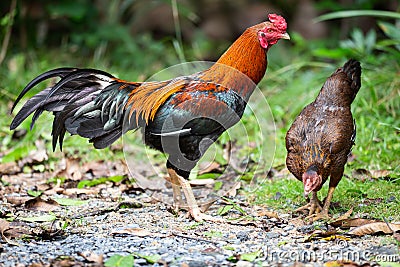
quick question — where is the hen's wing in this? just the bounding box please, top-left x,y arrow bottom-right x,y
285,102 -> 354,180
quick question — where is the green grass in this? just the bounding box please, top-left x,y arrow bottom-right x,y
252,176 -> 400,221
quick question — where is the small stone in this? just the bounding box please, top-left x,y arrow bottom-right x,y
265,232 -> 280,239
283,225 -> 294,231
387,195 -> 396,203
188,261 -> 207,267
236,231 -> 250,242
297,225 -> 314,234
236,260 -> 253,267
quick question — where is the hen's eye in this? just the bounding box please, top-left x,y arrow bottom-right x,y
267,29 -> 273,33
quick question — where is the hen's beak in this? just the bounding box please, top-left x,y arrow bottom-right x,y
281,32 -> 290,40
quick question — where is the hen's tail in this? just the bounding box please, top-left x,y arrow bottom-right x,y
10,68 -> 142,150
342,59 -> 361,102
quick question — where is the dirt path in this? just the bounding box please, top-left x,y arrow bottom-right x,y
1,189 -> 399,267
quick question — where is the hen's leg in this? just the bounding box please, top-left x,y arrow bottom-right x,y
309,191 -> 323,215
311,167 -> 343,221
296,191 -> 323,215
167,168 -> 184,212
310,186 -> 335,221
168,168 -> 224,222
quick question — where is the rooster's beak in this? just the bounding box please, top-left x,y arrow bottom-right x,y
281,32 -> 290,40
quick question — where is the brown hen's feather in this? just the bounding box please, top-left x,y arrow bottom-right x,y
286,59 -> 361,218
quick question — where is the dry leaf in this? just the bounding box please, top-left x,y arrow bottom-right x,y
112,227 -> 166,237
198,161 -> 221,175
324,260 -> 372,267
288,217 -> 307,228
49,256 -> 82,267
255,210 -> 280,219
369,169 -> 391,179
305,229 -> 339,241
0,219 -> 31,245
77,251 -> 103,264
270,166 -> 291,179
83,160 -> 110,177
32,140 -> 48,163
320,235 -> 350,242
225,181 -> 241,197
0,219 -> 10,235
43,186 -> 65,196
5,196 -> 33,206
332,207 -> 353,222
393,232 -> 400,242
115,201 -> 143,209
55,158 -> 82,181
330,218 -> 379,229
0,162 -> 20,175
25,197 -> 60,211
18,140 -> 48,167
351,169 -> 391,181
349,222 -> 400,236
63,188 -> 99,196
352,168 -> 372,181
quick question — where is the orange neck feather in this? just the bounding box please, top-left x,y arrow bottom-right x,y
200,26 -> 267,97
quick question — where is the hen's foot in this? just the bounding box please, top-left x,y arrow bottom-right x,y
306,186 -> 337,221
189,207 -> 225,223
295,202 -> 322,215
306,210 -> 331,222
295,191 -> 322,216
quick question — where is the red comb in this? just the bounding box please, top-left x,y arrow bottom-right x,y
268,14 -> 287,32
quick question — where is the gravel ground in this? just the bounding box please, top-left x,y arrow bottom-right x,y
0,192 -> 399,267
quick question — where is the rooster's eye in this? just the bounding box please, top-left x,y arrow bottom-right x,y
267,29 -> 273,33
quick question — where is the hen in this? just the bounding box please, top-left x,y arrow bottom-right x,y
285,59 -> 361,220
10,14 -> 290,222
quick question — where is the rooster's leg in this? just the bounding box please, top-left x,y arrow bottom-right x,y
167,168 -> 184,212
296,191 -> 322,215
168,168 -> 223,222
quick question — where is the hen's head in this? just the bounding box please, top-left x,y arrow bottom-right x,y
258,14 -> 290,49
302,166 -> 322,197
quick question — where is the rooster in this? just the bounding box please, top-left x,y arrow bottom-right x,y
10,14 -> 290,222
285,59 -> 361,221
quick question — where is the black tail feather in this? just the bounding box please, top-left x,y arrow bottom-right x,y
11,68 -> 77,113
10,67 -> 137,150
90,127 -> 123,149
342,59 -> 361,101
